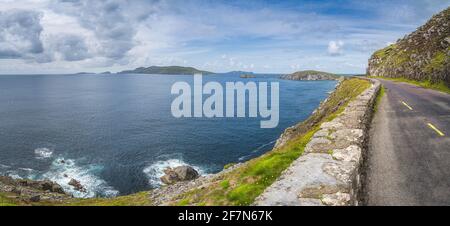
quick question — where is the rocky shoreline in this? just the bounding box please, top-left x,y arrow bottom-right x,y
148,163 -> 243,205
0,176 -> 71,204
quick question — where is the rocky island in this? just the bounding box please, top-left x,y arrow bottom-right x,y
118,66 -> 214,75
240,74 -> 256,78
281,70 -> 341,81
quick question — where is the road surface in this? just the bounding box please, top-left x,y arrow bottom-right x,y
365,79 -> 450,206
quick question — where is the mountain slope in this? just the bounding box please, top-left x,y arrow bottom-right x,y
367,7 -> 450,87
119,66 -> 213,75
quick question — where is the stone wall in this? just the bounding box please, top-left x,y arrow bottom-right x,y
254,78 -> 380,206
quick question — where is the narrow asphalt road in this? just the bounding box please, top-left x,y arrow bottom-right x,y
365,79 -> 450,206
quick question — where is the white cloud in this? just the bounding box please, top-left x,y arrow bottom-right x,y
328,40 -> 344,56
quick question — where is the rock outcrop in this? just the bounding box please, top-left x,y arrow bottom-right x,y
255,78 -> 380,206
281,70 -> 341,81
160,166 -> 200,185
367,7 -> 450,86
0,176 -> 71,203
68,178 -> 87,193
150,163 -> 242,205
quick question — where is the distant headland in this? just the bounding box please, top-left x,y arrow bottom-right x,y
118,66 -> 214,75
281,70 -> 341,81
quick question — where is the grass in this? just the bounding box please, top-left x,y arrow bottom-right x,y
0,190 -> 152,206
369,76 -> 450,94
373,85 -> 385,113
174,129 -> 317,206
223,163 -> 236,170
373,43 -> 411,68
374,44 -> 396,59
164,78 -> 371,206
63,191 -> 152,206
0,193 -> 19,206
424,50 -> 446,73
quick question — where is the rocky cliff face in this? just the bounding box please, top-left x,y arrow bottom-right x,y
367,7 -> 450,86
281,70 -> 340,81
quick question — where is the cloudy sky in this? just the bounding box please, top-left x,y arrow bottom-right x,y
0,0 -> 448,74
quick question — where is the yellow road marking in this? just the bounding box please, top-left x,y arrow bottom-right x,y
427,123 -> 445,137
401,101 -> 413,110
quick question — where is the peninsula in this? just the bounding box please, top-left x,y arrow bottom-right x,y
281,70 -> 341,81
118,66 -> 214,75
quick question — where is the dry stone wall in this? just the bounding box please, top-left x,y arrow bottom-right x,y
255,78 -> 380,206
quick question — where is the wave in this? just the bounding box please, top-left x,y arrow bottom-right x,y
39,158 -> 119,198
1,167 -> 37,180
2,149 -> 119,198
143,159 -> 206,187
34,148 -> 53,159
0,163 -> 10,169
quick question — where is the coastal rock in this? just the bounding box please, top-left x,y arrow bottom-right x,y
0,176 -> 71,203
40,180 -> 65,194
160,166 -> 199,185
14,178 -> 66,194
174,166 -> 199,181
68,179 -> 87,193
149,163 -> 242,206
29,195 -> 41,202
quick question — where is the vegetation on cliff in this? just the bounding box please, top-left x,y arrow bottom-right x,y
281,70 -> 341,81
367,7 -> 450,88
118,66 -> 213,75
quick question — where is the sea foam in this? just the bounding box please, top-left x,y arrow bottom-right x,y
143,159 -> 205,187
41,158 -> 119,198
34,148 -> 53,159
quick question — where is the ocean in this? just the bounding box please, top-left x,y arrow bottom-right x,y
0,73 -> 336,197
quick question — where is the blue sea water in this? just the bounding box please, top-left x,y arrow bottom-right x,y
0,74 -> 336,197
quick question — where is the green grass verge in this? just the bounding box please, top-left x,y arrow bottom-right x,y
373,85 -> 385,113
0,191 -> 152,206
369,76 -> 450,94
0,193 -> 18,206
165,78 -> 371,206
63,191 -> 152,206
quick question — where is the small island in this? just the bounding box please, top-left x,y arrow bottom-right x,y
118,66 -> 214,75
240,74 -> 256,78
281,70 -> 341,81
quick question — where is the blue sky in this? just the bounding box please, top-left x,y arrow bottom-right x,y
0,0 -> 448,74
